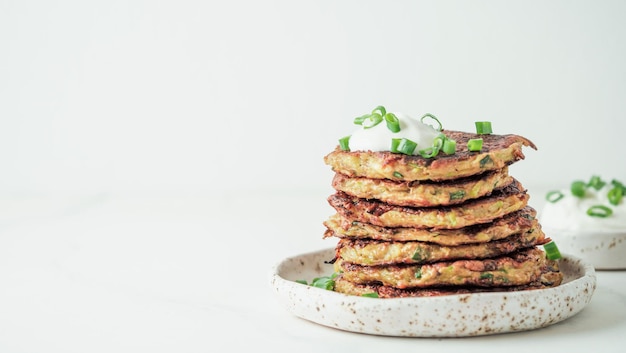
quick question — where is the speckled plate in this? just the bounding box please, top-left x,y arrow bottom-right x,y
270,247 -> 596,337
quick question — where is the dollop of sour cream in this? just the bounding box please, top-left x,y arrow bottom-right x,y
540,185 -> 626,233
348,112 -> 441,154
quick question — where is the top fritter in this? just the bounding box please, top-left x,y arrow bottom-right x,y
325,130 -> 536,182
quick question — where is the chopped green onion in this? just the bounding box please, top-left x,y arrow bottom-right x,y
587,175 -> 606,190
543,241 -> 562,260
442,137 -> 456,155
570,180 -> 586,198
353,114 -> 368,125
338,136 -> 350,151
546,191 -> 564,203
393,171 -> 403,178
611,179 -> 626,194
391,138 -> 417,155
587,205 -> 613,218
467,138 -> 483,151
361,292 -> 379,298
372,105 -> 386,117
295,279 -> 307,285
309,273 -> 338,290
362,113 -> 383,129
384,113 -> 401,133
475,121 -> 492,134
479,155 -> 492,168
420,113 -> 443,131
418,148 -> 436,158
608,186 -> 623,205
449,190 -> 466,200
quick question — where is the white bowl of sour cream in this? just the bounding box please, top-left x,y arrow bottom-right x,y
539,178 -> 626,270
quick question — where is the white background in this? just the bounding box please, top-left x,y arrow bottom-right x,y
1,2 -> 626,352
1,0 -> 625,197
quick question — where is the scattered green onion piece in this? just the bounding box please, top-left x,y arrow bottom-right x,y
295,279 -> 307,285
393,138 -> 418,155
310,273 -> 338,290
362,113 -> 383,129
570,180 -> 586,198
467,138 -> 483,151
587,205 -> 613,218
442,138 -> 456,155
372,105 -> 386,117
475,121 -> 492,134
384,113 -> 401,133
420,113 -> 442,131
361,292 -> 379,298
608,186 -> 624,205
543,241 -> 562,260
587,175 -> 606,190
393,171 -> 403,178
338,136 -> 350,151
546,190 -> 564,203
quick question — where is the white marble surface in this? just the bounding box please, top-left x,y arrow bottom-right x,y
0,188 -> 624,352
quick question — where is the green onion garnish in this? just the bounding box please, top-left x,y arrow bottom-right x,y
543,241 -> 562,260
361,292 -> 379,298
353,114 -> 368,125
362,113 -> 383,129
546,191 -> 564,203
587,205 -> 613,218
570,180 -> 586,198
475,121 -> 492,134
339,136 -> 350,151
309,273 -> 338,290
442,138 -> 456,155
467,138 -> 483,151
372,105 -> 386,117
384,113 -> 401,133
420,113 -> 442,131
587,175 -> 606,190
608,186 -> 623,205
611,179 -> 626,194
391,138 -> 417,155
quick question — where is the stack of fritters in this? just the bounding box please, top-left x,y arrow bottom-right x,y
323,130 -> 563,298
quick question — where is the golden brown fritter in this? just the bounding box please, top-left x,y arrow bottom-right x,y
334,247 -> 554,289
333,263 -> 563,298
327,179 -> 529,229
324,130 -> 536,182
335,228 -> 548,266
323,207 -> 540,245
331,167 -> 513,207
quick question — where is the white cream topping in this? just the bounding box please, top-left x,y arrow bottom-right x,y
348,112 -> 441,155
540,184 -> 626,233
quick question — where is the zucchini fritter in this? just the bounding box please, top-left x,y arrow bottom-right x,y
327,180 -> 529,229
331,167 -> 513,207
335,228 -> 547,266
333,263 -> 563,298
324,130 -> 536,182
323,206 -> 540,245
334,247 -> 554,289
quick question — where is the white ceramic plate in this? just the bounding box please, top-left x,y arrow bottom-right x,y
270,247 -> 597,337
